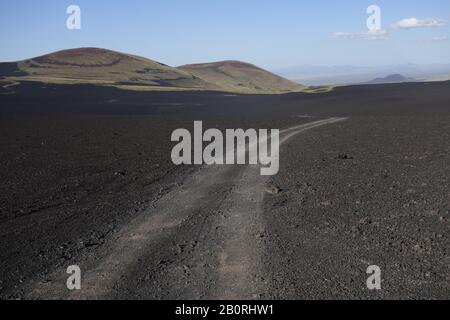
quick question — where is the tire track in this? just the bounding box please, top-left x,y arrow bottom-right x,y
27,117 -> 347,299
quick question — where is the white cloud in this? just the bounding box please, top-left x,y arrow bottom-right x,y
392,18 -> 447,29
332,29 -> 388,40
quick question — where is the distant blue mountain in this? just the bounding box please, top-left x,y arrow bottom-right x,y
366,74 -> 416,84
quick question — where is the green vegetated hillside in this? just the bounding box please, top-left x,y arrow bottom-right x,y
179,60 -> 306,93
0,47 -> 308,93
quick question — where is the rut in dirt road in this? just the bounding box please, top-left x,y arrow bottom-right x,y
28,117 -> 347,300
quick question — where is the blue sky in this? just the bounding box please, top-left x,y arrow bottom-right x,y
1,0 -> 450,69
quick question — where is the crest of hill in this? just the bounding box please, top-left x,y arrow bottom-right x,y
179,60 -> 306,93
0,48 -> 214,90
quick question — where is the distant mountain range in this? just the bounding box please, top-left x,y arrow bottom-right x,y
365,74 -> 416,85
276,64 -> 450,86
0,48 -> 305,94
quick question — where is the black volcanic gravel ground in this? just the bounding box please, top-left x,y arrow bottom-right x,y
263,115 -> 450,299
0,81 -> 449,299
